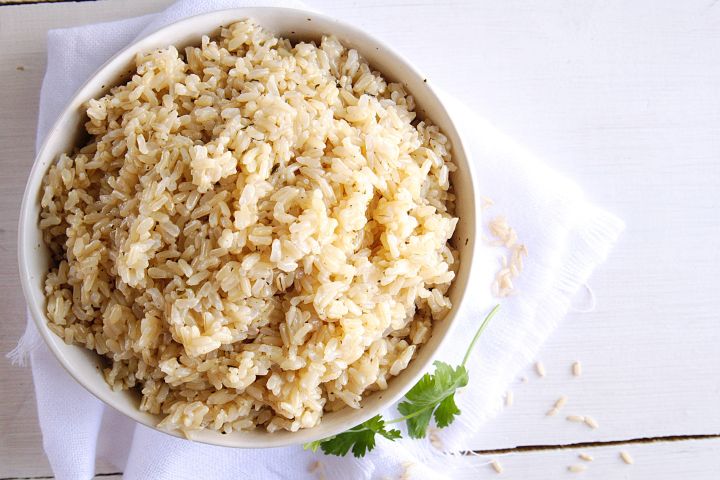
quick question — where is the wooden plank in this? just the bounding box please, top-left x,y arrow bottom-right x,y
10,439 -> 720,479
0,1 -> 75,5
447,0 -> 720,450
468,303 -> 720,449
0,1 -> 173,477
0,0 -> 719,477
324,0 -> 720,450
455,437 -> 720,479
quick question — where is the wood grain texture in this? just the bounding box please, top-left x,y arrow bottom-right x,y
458,438 -> 720,479
0,1 -> 173,477
0,0 -> 718,478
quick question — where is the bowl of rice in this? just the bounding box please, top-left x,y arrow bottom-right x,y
18,7 -> 477,448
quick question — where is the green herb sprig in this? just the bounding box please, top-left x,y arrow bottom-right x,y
304,304 -> 500,457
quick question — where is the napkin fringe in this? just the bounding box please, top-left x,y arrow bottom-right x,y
436,201 -> 624,455
557,205 -> 625,296
7,316 -> 42,367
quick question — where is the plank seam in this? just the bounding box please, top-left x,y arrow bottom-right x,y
0,473 -> 120,480
0,1 -> 98,7
468,433 -> 720,455
2,435 -> 719,478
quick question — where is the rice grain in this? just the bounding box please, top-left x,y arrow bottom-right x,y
584,416 -> 599,429
620,451 -> 634,465
39,19 -> 458,435
547,395 -> 568,416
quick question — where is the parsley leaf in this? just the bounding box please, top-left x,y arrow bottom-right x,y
307,414 -> 401,458
434,392 -> 462,428
303,440 -> 322,452
401,404 -> 434,439
397,361 -> 468,438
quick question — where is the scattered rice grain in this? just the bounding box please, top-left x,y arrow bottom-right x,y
481,196 -> 495,210
584,416 -> 599,429
400,461 -> 415,480
487,216 -> 526,298
429,427 -> 444,450
547,396 -> 567,416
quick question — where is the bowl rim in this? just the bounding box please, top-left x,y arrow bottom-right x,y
18,6 -> 478,448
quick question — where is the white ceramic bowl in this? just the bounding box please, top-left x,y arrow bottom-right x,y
18,7 -> 477,448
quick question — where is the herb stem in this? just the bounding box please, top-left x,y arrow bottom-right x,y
309,304 -> 501,457
385,404 -> 434,425
386,305 -> 500,425
461,304 -> 500,368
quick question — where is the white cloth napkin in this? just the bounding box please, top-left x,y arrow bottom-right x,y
11,1 -> 624,478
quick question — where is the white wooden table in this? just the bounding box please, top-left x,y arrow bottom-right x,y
1,0 -> 719,478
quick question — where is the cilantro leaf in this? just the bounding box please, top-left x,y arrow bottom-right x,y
321,430 -> 361,457
308,414 -> 401,458
398,400 -> 434,438
434,392 -> 462,428
397,361 -> 468,438
303,440 -> 322,452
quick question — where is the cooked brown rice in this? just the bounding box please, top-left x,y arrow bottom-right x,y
39,19 -> 458,434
